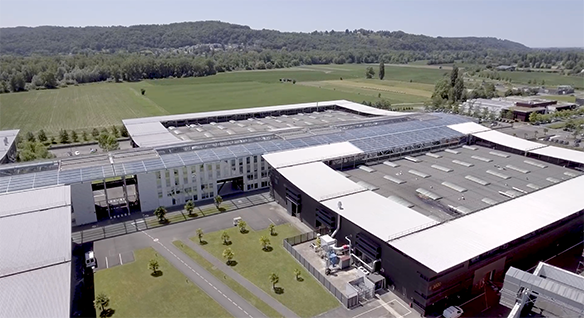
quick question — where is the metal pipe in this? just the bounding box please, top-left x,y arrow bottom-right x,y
351,253 -> 373,272
331,214 -> 341,238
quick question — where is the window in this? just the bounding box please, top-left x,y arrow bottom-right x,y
246,157 -> 251,164
158,191 -> 163,198
261,181 -> 268,187
254,156 -> 258,163
155,171 -> 161,179
254,183 -> 258,189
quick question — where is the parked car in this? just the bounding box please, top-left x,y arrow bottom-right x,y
85,251 -> 96,269
443,306 -> 464,318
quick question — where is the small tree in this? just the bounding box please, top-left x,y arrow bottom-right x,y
149,259 -> 159,274
94,293 -> 110,314
82,130 -> 89,141
98,133 -> 119,152
111,125 -> 120,138
185,200 -> 195,216
260,236 -> 271,250
25,131 -> 35,142
379,62 -> 385,80
196,228 -> 204,244
365,67 -> 375,79
294,268 -> 302,281
120,125 -> 129,137
37,130 -> 47,143
269,273 -> 279,291
221,231 -> 230,245
71,130 -> 79,143
59,129 -> 70,144
238,220 -> 247,233
154,206 -> 167,222
91,128 -> 100,138
268,224 -> 276,236
214,195 -> 223,208
50,136 -> 56,144
141,88 -> 146,95
223,248 -> 234,265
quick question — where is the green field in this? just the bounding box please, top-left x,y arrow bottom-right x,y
93,247 -> 232,318
539,95 -> 577,103
503,71 -> 583,88
195,224 -> 339,318
173,241 -> 283,318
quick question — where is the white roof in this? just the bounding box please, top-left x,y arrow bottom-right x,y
123,100 -> 406,147
0,262 -> 71,318
0,185 -> 71,218
321,191 -> 436,242
263,142 -> 363,169
277,162 -> 366,202
390,175 -> 584,273
0,205 -> 71,276
472,130 -> 546,152
530,146 -> 584,165
447,122 -> 491,135
0,129 -> 19,161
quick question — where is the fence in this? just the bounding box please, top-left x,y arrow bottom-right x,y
283,231 -> 360,308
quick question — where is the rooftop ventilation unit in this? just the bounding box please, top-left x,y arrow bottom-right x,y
416,188 -> 442,200
462,145 -> 478,151
452,160 -> 474,167
409,170 -> 430,178
383,175 -> 406,184
512,186 -> 528,194
359,166 -> 376,173
471,155 -> 493,163
442,181 -> 467,193
431,164 -> 453,173
404,156 -> 422,163
506,165 -> 530,174
383,161 -> 400,168
524,160 -> 547,169
465,175 -> 490,185
526,183 -> 540,190
448,205 -> 471,214
564,171 -> 578,178
425,152 -> 442,159
486,170 -> 510,179
546,177 -> 560,184
499,190 -> 521,198
445,149 -> 460,155
489,151 -> 510,158
482,198 -> 498,205
356,181 -> 379,191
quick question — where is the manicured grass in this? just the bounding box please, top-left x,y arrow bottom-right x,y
173,241 -> 283,318
93,247 -> 232,318
193,224 -> 339,318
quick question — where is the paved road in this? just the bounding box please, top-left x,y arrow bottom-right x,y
94,202 -> 302,318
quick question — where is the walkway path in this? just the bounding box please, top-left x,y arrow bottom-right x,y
182,239 -> 300,318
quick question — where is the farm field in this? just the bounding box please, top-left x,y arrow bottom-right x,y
539,95 -> 577,103
195,224 -> 339,318
502,71 -> 583,88
93,247 -> 232,318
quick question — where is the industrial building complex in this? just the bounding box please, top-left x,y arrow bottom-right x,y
0,100 -> 583,317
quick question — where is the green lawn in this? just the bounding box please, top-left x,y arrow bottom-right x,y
539,95 -> 577,103
504,71 -> 584,88
173,241 -> 283,318
93,247 -> 232,318
194,224 -> 339,318
0,64 -> 446,134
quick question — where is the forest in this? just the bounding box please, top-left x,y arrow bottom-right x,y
1,21 -> 582,93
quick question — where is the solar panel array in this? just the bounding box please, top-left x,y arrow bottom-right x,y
0,114 -> 468,193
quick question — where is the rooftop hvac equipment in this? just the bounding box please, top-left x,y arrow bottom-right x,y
482,198 -> 498,205
452,160 -> 474,167
546,177 -> 560,183
404,156 -> 422,163
383,161 -> 399,168
445,149 -> 461,154
524,160 -> 547,169
426,152 -> 442,159
471,155 -> 493,163
486,170 -> 510,179
358,166 -> 376,173
448,205 -> 471,214
356,181 -> 379,191
416,188 -> 442,200
564,171 -> 578,178
506,165 -> 530,174
383,175 -> 405,184
408,170 -> 430,178
499,190 -> 521,198
442,181 -> 467,193
462,145 -> 478,151
489,151 -> 510,158
526,183 -> 541,190
465,175 -> 490,185
431,164 -> 453,173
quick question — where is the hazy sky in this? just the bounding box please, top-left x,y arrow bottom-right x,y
1,0 -> 583,48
